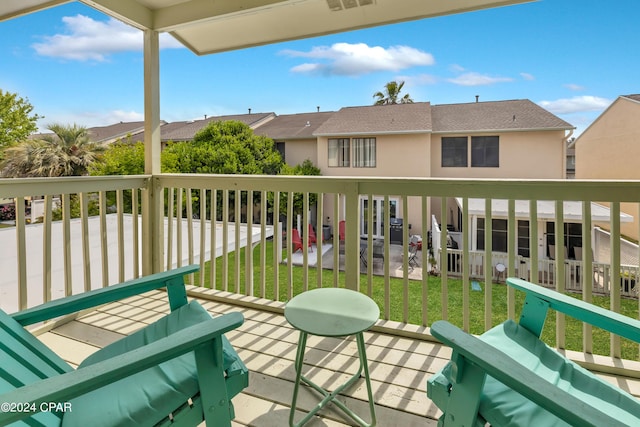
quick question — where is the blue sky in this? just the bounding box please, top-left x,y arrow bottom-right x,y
0,0 -> 637,136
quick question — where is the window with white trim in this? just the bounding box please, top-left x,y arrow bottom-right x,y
328,138 -> 350,167
352,137 -> 376,167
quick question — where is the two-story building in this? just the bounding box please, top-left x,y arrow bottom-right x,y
309,99 -> 577,258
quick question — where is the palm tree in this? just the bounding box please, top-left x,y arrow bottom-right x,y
1,123 -> 104,177
373,80 -> 414,105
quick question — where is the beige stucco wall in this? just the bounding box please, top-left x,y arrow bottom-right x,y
316,133 -> 431,177
576,98 -> 640,240
430,130 -> 567,179
281,138 -> 317,166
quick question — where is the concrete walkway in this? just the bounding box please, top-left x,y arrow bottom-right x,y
0,214 -> 273,313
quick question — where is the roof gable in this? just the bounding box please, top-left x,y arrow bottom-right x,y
314,102 -> 432,136
431,99 -> 573,133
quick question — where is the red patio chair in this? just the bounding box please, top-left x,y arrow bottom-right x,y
339,220 -> 346,241
291,229 -> 311,253
308,223 -> 317,245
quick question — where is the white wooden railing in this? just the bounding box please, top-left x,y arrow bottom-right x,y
2,175 -> 640,361
440,248 -> 640,298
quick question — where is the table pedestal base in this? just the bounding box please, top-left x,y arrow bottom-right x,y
289,331 -> 377,427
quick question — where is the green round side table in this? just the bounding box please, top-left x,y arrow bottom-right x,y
285,287 -> 380,427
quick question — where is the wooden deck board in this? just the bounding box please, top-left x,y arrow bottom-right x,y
39,290 -> 640,426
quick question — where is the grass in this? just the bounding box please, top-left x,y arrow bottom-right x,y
192,240 -> 640,360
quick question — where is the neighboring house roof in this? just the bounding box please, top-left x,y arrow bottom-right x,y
431,99 -> 574,133
314,102 -> 432,136
622,94 -> 640,103
253,111 -> 335,140
161,112 -> 276,142
29,122 -> 148,144
129,121 -> 189,144
88,121 -> 146,143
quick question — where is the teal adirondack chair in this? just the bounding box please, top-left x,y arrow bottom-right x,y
0,265 -> 248,426
427,277 -> 640,427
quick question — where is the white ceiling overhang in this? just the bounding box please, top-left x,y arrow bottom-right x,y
1,0 -> 531,55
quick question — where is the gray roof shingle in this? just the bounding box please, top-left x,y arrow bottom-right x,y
622,94 -> 640,103
431,99 -> 574,132
253,111 -> 335,139
161,112 -> 275,141
88,121 -> 146,142
314,102 -> 432,136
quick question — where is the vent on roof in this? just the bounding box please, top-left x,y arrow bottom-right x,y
327,0 -> 374,11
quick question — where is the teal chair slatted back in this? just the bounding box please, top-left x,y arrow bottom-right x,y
1,310 -> 72,426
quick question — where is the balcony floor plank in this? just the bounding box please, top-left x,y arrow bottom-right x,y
35,289 -> 640,426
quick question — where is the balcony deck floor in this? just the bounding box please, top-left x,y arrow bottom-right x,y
36,288 -> 640,426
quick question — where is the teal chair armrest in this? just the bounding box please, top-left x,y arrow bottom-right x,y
0,311 -> 244,425
507,277 -> 640,342
429,320 -> 622,427
11,265 -> 200,326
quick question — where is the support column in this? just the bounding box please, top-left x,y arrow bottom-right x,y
142,29 -> 164,275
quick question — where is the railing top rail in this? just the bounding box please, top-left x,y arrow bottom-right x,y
0,175 -> 151,198
157,174 -> 640,202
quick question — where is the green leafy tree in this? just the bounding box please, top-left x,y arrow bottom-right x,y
89,140 -> 145,176
1,123 -> 104,177
373,80 -> 414,105
272,159 -> 322,225
0,89 -> 42,157
161,120 -> 284,221
161,120 -> 283,174
88,140 -> 145,213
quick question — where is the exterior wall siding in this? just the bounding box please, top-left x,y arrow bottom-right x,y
576,98 -> 640,240
430,130 -> 567,179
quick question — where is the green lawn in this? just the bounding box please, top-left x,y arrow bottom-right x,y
193,240 -> 640,360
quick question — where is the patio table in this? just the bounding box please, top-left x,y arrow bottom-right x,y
285,287 -> 379,427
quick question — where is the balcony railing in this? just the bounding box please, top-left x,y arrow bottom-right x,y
2,175 -> 640,364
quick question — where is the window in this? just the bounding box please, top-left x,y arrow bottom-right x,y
477,218 -> 508,253
471,136 -> 499,167
328,138 -> 350,167
517,220 -> 530,257
546,222 -> 582,259
352,137 -> 376,167
441,137 -> 468,167
275,142 -> 285,161
477,218 -> 530,256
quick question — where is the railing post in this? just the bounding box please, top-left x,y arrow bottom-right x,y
344,182 -> 360,291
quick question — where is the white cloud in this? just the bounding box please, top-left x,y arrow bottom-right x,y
564,83 -> 585,91
538,96 -> 612,114
447,72 -> 513,86
520,72 -> 535,81
32,15 -> 182,61
281,42 -> 434,76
